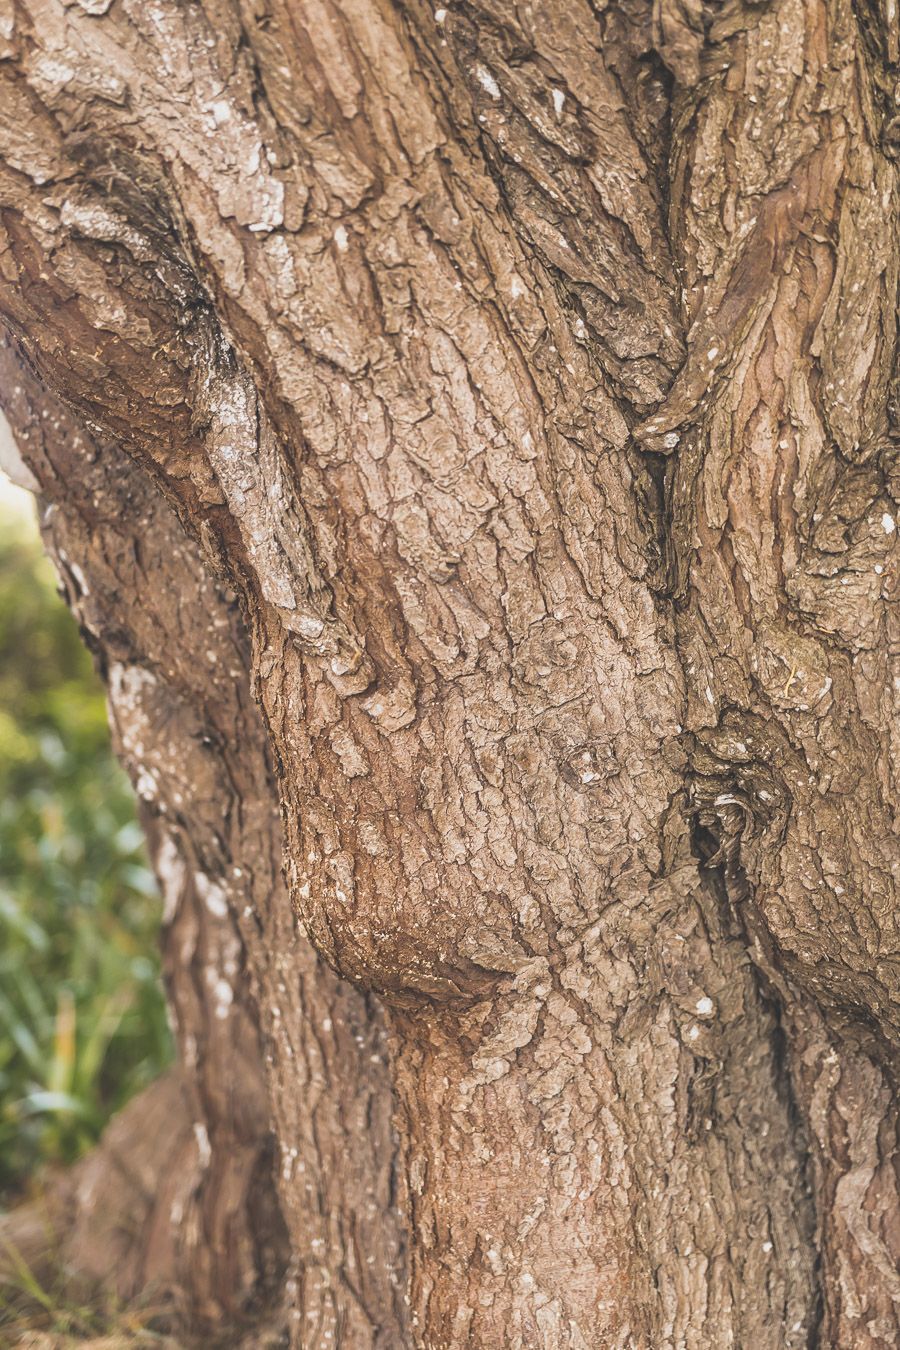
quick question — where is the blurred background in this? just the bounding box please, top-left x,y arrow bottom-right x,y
0,467 -> 171,1211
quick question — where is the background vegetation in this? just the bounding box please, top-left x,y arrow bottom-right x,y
0,490 -> 171,1205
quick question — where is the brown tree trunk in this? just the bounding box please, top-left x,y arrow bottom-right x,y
78,414 -> 404,1348
0,343 -> 406,1345
0,0 -> 898,1345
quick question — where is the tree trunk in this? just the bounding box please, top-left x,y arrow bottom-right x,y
0,342 -> 406,1345
0,0 -> 897,1344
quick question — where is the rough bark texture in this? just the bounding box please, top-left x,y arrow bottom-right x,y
0,344 -> 406,1345
0,0 -> 897,1345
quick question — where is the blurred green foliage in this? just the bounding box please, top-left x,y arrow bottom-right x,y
0,497 -> 171,1202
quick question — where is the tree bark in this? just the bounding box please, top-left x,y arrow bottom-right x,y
0,342 -> 406,1345
0,0 -> 897,1345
